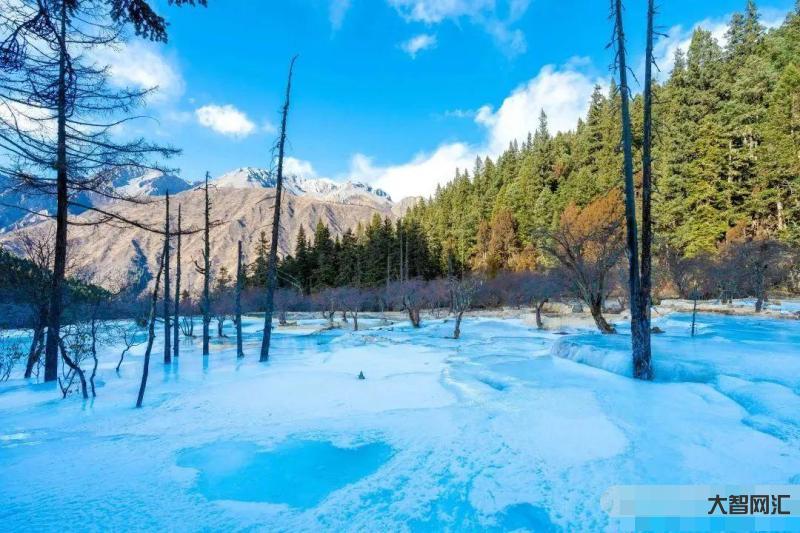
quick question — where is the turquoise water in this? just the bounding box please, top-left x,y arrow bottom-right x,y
178,439 -> 394,508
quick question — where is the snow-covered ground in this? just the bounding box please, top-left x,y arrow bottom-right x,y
1,312 -> 799,531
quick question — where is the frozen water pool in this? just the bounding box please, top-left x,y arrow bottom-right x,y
1,312 -> 799,531
178,440 -> 394,508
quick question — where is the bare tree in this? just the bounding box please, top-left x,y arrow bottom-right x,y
179,290 -> 196,337
235,240 -> 244,358
612,0 -> 650,379
393,279 -> 428,328
274,288 -> 302,326
638,0 -> 657,372
163,191 -> 171,363
522,270 -> 564,329
0,0 -> 205,383
194,173 -> 212,355
115,320 -> 145,374
0,332 -> 25,383
260,56 -> 298,363
449,276 -> 481,339
136,235 -> 167,408
173,204 -> 182,359
11,227 -> 55,378
314,287 -> 339,326
339,286 -> 373,331
722,235 -> 792,312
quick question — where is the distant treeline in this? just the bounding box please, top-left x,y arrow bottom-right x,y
244,214 -> 444,294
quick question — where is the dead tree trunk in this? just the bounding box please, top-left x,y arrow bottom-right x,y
453,311 -> 464,339
163,192 -> 171,364
202,173 -> 211,356
260,56 -> 298,363
89,318 -> 99,397
173,204 -> 181,359
637,0 -> 655,377
24,317 -> 45,379
613,0 -> 650,379
44,1 -> 70,383
235,240 -> 244,358
535,299 -> 548,329
136,237 -> 167,408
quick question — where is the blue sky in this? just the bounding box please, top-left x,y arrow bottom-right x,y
110,0 -> 796,199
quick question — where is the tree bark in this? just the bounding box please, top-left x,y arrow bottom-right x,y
408,307 -> 421,328
613,0 -> 650,379
637,0 -> 655,378
173,205 -> 181,359
89,318 -> 98,397
590,300 -> 616,334
202,173 -> 211,356
59,339 -> 87,400
163,192 -> 171,364
260,56 -> 297,362
453,311 -> 464,339
235,240 -> 244,358
535,299 -> 548,329
24,321 -> 45,379
136,238 -> 167,408
44,1 -> 70,383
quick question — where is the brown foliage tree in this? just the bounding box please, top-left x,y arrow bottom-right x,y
540,189 -> 626,333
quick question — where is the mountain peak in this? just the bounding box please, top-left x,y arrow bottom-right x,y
209,167 -> 393,203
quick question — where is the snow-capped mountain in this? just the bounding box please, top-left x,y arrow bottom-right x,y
211,167 -> 392,203
0,166 -> 418,291
109,168 -> 193,198
0,168 -> 193,233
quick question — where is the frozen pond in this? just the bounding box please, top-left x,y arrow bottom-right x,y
178,440 -> 394,508
1,312 -> 799,531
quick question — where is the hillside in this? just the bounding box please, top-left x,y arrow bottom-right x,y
1,183 -> 411,293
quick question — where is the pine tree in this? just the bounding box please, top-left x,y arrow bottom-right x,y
250,231 -> 270,287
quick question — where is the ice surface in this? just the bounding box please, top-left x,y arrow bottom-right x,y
178,440 -> 394,508
1,313 -> 799,531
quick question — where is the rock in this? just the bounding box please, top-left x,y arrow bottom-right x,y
358,371 -> 365,380
651,326 -> 665,334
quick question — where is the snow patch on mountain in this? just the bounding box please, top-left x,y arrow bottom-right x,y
211,167 -> 392,203
108,168 -> 193,197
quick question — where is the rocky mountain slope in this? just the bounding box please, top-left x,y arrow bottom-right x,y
1,168 -> 418,293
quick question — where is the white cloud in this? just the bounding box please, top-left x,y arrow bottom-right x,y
343,61 -> 601,199
652,9 -> 788,80
651,18 -> 728,79
262,120 -> 278,134
389,0 -> 494,22
283,157 -> 318,178
348,143 -> 476,200
92,42 -> 184,103
0,100 -> 56,139
329,0 -> 351,30
476,63 -> 601,154
400,33 -> 438,58
195,104 -> 256,138
387,0 -> 530,56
